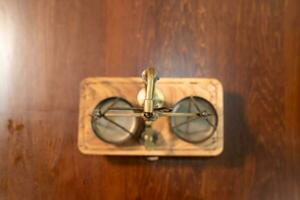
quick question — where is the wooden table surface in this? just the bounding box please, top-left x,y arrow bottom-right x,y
0,0 -> 299,199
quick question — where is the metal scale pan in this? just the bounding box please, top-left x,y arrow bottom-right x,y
91,97 -> 142,145
169,96 -> 218,143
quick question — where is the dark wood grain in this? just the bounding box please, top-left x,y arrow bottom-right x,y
0,0 -> 299,199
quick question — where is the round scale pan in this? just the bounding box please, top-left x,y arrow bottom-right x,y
169,96 -> 218,143
91,97 -> 140,145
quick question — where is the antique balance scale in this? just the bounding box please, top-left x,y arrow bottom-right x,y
78,67 -> 223,159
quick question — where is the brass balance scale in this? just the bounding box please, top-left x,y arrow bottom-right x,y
78,67 -> 224,159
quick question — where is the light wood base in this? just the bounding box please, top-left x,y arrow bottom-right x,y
78,77 -> 224,157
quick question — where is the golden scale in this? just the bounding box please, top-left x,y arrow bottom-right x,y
78,67 -> 223,160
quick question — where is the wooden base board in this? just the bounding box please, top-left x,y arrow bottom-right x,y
78,77 -> 224,157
